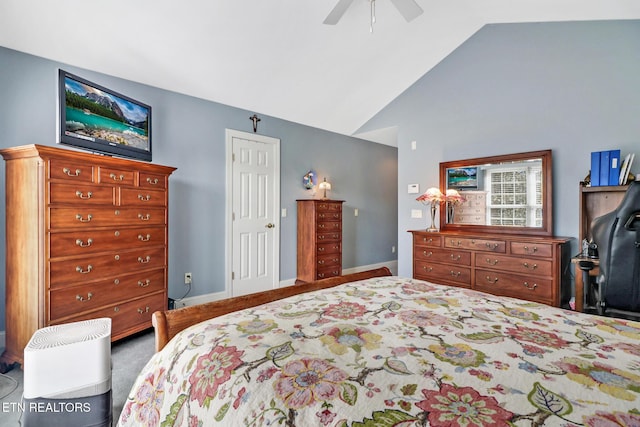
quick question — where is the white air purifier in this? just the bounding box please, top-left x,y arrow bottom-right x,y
23,318 -> 112,427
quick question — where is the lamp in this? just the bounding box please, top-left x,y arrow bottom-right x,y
416,187 -> 444,232
319,177 -> 332,199
445,189 -> 465,224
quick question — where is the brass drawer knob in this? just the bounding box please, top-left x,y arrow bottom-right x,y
138,256 -> 151,264
146,177 -> 159,185
110,173 -> 125,181
138,234 -> 151,242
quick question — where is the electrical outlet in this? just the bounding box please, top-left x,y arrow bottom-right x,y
184,272 -> 192,284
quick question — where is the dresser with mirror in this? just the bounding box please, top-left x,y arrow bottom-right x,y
410,150 -> 572,307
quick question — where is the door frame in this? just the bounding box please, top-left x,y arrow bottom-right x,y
225,129 -> 281,296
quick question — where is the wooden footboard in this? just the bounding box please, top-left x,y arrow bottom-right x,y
152,267 -> 392,352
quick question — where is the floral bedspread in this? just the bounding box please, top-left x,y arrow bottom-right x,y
118,277 -> 640,426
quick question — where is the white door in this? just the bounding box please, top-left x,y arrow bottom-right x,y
226,129 -> 280,297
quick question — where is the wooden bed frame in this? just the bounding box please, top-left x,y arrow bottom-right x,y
152,267 -> 392,351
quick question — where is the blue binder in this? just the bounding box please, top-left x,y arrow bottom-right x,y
609,149 -> 621,186
600,151 -> 610,187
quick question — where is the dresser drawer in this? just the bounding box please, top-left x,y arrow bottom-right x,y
53,293 -> 166,340
140,172 -> 167,190
316,202 -> 342,212
456,206 -> 485,215
413,234 -> 442,248
50,226 -> 166,258
49,182 -> 114,205
120,187 -> 167,207
317,242 -> 341,255
415,247 -> 471,266
475,253 -> 553,277
510,242 -> 553,258
414,260 -> 471,287
49,159 -> 95,183
316,266 -> 341,280
50,206 -> 166,228
465,194 -> 486,206
317,221 -> 342,232
317,232 -> 341,242
445,236 -> 506,253
317,253 -> 341,269
49,246 -> 166,287
454,214 -> 486,225
476,269 -> 553,302
317,211 -> 342,221
99,167 -> 135,186
49,268 -> 165,321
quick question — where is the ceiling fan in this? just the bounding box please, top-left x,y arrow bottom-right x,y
323,0 -> 423,30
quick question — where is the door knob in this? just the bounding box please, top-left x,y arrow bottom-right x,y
265,223 -> 275,228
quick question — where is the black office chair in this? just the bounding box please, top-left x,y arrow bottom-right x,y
590,180 -> 640,319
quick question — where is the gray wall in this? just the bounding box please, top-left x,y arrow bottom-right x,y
0,46 -> 398,332
357,20 -> 640,277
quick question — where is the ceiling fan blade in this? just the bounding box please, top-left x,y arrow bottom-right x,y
390,0 -> 423,22
323,0 -> 354,25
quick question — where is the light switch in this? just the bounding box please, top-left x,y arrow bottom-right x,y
411,209 -> 423,218
411,140 -> 417,150
408,184 -> 419,194
281,208 -> 287,217
354,208 -> 359,217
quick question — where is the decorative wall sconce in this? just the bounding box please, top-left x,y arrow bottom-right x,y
303,170 -> 317,190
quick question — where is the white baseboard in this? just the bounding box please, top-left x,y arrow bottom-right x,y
173,291 -> 229,308
174,260 -> 398,308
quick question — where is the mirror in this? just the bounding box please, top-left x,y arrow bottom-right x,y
439,150 -> 553,236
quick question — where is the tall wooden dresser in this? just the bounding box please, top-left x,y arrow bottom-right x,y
296,200 -> 344,283
0,144 -> 175,369
410,230 -> 572,307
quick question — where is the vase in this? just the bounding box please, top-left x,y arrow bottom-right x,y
427,204 -> 438,232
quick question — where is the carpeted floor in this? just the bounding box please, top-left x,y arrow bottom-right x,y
0,329 -> 155,426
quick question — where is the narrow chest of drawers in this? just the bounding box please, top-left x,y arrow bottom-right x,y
0,144 -> 175,369
411,230 -> 571,306
297,199 -> 345,283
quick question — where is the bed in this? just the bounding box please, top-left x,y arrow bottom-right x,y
118,268 -> 640,426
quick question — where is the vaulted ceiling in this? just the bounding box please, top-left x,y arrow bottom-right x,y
1,0 -> 639,144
